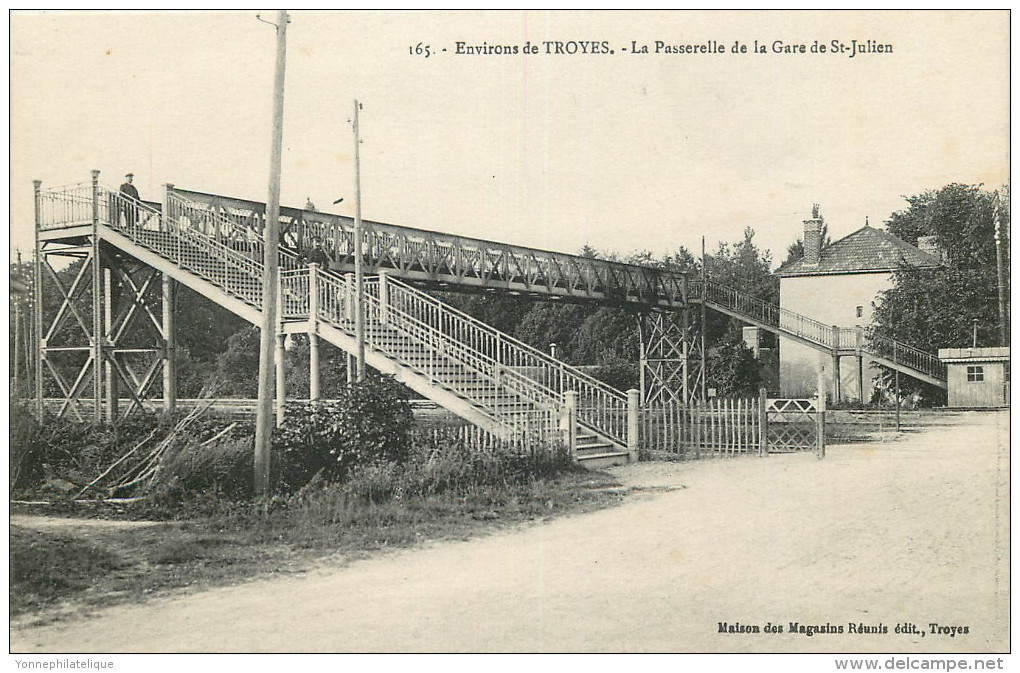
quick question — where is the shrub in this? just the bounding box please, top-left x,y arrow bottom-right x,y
160,435 -> 254,501
272,374 -> 413,491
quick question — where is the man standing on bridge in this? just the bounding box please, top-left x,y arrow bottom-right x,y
119,172 -> 140,228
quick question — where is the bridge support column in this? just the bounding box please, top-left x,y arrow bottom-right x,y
91,171 -> 102,422
639,310 -> 703,405
831,325 -> 842,403
275,333 -> 286,427
162,274 -> 177,415
309,333 -> 320,401
832,352 -> 842,403
33,180 -> 43,418
855,326 -> 865,403
856,356 -> 865,403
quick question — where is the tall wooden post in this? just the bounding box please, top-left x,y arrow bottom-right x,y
894,342 -> 901,432
162,274 -> 176,414
994,193 -> 1008,346
758,388 -> 768,457
700,236 -> 707,401
353,99 -> 366,382
816,356 -> 826,459
33,180 -> 43,417
91,169 -> 102,423
254,9 -> 288,496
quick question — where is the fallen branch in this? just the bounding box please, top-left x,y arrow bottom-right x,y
73,429 -> 158,499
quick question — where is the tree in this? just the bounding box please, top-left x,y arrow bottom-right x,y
872,183 -> 1009,402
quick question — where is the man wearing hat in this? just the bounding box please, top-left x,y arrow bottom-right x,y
119,173 -> 140,227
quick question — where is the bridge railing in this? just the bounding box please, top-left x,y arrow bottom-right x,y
376,274 -> 630,446
37,182 -> 95,230
313,270 -> 555,428
695,279 -> 838,347
865,331 -> 947,381
165,191 -> 303,272
166,186 -> 690,307
696,278 -> 946,382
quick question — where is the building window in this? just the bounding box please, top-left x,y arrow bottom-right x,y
967,365 -> 984,382
855,305 -> 864,319
1005,362 -> 1010,382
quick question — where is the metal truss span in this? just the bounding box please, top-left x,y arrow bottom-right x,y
166,187 -> 693,310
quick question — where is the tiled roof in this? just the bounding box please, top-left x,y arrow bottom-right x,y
775,225 -> 943,277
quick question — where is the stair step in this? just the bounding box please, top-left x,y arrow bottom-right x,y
575,451 -> 630,469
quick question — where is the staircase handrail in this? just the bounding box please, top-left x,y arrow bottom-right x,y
695,278 -> 946,381
373,274 -> 630,445
384,275 -> 627,402
311,270 -> 564,433
165,191 -> 302,271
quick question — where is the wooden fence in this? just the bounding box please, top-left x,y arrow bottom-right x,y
411,413 -> 564,458
641,395 -> 765,459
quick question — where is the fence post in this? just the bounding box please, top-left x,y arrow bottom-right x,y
627,388 -> 640,463
758,388 -> 768,456
561,391 -> 578,460
378,269 -> 389,326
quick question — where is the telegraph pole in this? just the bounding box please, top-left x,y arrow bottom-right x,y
353,99 -> 366,381
254,9 -> 288,497
994,191 -> 1008,346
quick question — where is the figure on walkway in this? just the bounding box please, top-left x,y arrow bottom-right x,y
119,173 -> 140,228
302,235 -> 332,268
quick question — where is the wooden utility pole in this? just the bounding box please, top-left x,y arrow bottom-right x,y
353,99 -> 366,381
700,236 -> 707,401
994,192 -> 1008,345
254,9 -> 288,497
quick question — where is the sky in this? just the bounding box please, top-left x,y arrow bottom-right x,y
9,10 -> 1010,268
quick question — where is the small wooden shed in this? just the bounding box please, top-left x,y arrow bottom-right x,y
937,347 -> 1010,408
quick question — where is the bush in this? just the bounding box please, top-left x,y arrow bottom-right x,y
159,435 -> 255,501
9,401 -> 166,495
272,374 -> 413,491
10,399 -> 48,492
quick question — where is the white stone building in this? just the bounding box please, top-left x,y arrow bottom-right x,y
775,217 -> 942,400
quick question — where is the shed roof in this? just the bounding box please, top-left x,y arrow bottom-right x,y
937,346 -> 1010,363
776,225 -> 942,277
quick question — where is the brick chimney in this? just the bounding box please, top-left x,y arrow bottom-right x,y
916,235 -> 943,262
803,216 -> 822,266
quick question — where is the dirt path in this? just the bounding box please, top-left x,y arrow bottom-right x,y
10,411 -> 1008,653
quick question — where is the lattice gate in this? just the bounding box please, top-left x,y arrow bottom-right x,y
765,398 -> 823,455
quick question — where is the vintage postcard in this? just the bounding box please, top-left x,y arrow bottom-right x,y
8,10 -> 1010,664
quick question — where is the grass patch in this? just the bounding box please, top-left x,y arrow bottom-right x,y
10,468 -> 624,622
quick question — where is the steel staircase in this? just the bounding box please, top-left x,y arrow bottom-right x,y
689,279 -> 948,389
39,184 -> 633,466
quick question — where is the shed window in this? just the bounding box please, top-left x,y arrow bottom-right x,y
855,305 -> 864,319
967,365 -> 984,382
